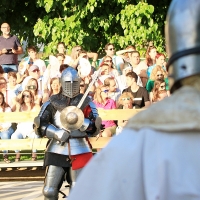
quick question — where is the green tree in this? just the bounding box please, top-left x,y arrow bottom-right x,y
0,0 -> 172,56
0,0 -> 45,46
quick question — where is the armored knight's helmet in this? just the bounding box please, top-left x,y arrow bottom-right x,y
165,0 -> 200,92
60,67 -> 80,98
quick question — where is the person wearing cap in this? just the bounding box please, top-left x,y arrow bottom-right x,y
0,23 -> 23,73
68,1 -> 200,200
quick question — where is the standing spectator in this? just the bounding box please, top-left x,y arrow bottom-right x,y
149,79 -> 169,103
0,23 -> 23,73
0,92 -> 14,163
123,71 -> 150,108
11,90 -> 40,161
100,43 -> 124,75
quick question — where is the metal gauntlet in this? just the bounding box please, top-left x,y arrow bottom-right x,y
45,124 -> 70,144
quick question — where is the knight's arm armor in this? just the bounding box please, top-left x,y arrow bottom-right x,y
80,101 -> 101,136
34,102 -> 70,143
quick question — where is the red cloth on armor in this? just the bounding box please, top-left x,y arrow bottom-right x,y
71,152 -> 93,170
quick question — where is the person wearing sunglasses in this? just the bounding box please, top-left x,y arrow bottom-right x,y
11,90 -> 40,161
146,65 -> 170,95
93,85 -> 117,137
116,92 -> 135,135
99,43 -> 124,75
149,79 -> 169,103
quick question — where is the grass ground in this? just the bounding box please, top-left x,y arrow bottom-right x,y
0,150 -> 45,162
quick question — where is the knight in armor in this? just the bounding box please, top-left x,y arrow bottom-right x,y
68,1 -> 200,200
34,67 -> 100,200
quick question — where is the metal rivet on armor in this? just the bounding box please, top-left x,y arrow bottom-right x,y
181,65 -> 187,70
56,141 -> 60,144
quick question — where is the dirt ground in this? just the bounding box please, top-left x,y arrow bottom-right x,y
0,166 -> 45,181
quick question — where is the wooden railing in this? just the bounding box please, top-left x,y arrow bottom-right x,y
0,109 -> 144,167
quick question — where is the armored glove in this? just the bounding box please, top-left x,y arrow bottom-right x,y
54,129 -> 70,144
45,124 -> 70,144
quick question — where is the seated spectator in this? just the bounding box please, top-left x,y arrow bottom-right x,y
95,63 -> 112,87
147,53 -> 167,78
0,77 -> 17,111
0,65 -> 7,80
0,92 -> 15,163
25,78 -> 42,106
116,92 -> 135,135
26,46 -> 46,75
116,63 -> 143,93
16,60 -> 29,84
93,85 -> 117,137
102,56 -> 119,78
100,43 -> 124,75
116,45 -> 136,63
104,77 -> 121,102
57,42 -> 72,64
67,46 -> 98,69
123,71 -> 150,108
22,65 -> 47,104
11,90 -> 40,162
146,65 -> 169,93
7,72 -> 21,96
139,46 -> 157,86
48,77 -> 61,97
43,54 -> 63,90
149,79 -> 170,103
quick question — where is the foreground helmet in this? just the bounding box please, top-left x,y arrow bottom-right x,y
165,0 -> 200,92
61,67 -> 80,98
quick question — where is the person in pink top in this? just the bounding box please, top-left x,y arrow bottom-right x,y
93,85 -> 117,137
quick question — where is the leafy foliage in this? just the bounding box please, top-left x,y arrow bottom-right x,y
0,0 -> 171,57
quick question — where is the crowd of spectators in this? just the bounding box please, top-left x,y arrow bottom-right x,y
0,22 -> 170,163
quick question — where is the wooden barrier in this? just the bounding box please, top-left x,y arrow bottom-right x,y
0,109 -> 144,167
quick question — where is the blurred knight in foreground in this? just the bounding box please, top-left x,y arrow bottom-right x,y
68,0 -> 200,199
